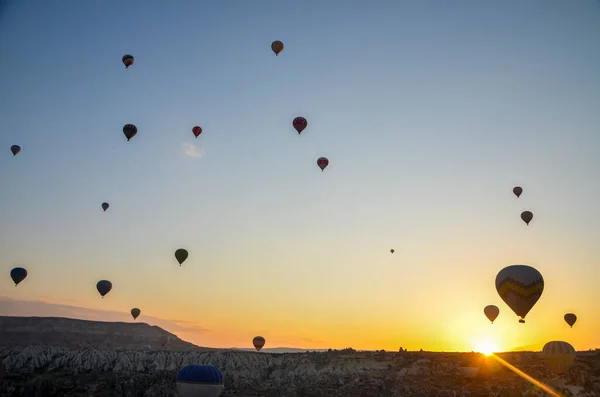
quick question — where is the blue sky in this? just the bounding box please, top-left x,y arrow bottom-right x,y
0,1 -> 599,351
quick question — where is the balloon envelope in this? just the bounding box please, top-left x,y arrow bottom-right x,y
390,249 -> 394,254
177,364 -> 224,397
175,249 -> 188,265
484,305 -> 500,323
101,202 -> 109,212
159,335 -> 169,346
271,40 -> 284,55
521,211 -> 533,225
253,336 -> 266,351
122,54 -> 134,68
10,145 -> 21,156
564,313 -> 577,328
192,126 -> 202,138
317,157 -> 329,171
542,341 -> 576,374
131,308 -> 141,320
495,265 -> 544,322
10,267 -> 27,286
96,280 -> 113,298
292,117 -> 307,134
513,186 -> 523,198
123,124 -> 138,141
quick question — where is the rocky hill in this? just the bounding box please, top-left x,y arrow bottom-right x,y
0,316 -> 200,352
1,346 -> 599,397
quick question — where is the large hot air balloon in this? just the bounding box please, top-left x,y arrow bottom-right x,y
292,117 -> 307,134
192,126 -> 202,138
495,265 -> 544,323
123,124 -> 138,141
253,336 -> 266,351
317,157 -> 329,171
271,40 -> 284,56
159,335 -> 170,347
390,249 -> 395,254
176,364 -> 224,397
10,267 -> 27,286
483,305 -> 500,324
101,202 -> 109,212
175,249 -> 188,265
96,280 -> 113,298
10,145 -> 21,156
564,313 -> 577,328
131,308 -> 141,320
521,211 -> 533,225
542,341 -> 576,374
122,54 -> 134,68
513,187 -> 523,198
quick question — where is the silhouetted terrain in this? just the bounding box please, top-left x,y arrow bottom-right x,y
0,317 -> 599,396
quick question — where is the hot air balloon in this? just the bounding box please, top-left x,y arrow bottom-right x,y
495,265 -> 544,323
176,364 -> 224,397
564,313 -> 577,328
513,187 -> 523,198
521,211 -> 533,225
542,341 -> 576,374
292,117 -> 307,134
96,280 -> 113,298
10,145 -> 21,156
131,308 -> 141,320
159,335 -> 169,347
317,157 -> 329,171
123,124 -> 137,141
271,40 -> 284,56
253,336 -> 266,351
101,202 -> 109,212
122,54 -> 134,68
192,126 -> 202,138
175,249 -> 188,265
390,249 -> 395,254
484,305 -> 500,324
10,267 -> 27,286
142,345 -> 152,351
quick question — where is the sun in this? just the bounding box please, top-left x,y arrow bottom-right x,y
474,339 -> 498,356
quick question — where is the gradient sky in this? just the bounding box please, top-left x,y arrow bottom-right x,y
1,0 -> 600,353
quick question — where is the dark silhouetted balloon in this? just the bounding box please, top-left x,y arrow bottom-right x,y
96,280 -> 113,298
513,187 -> 523,198
271,40 -> 284,56
521,211 -> 533,225
317,157 -> 329,171
122,54 -> 134,68
192,126 -> 202,138
293,117 -> 307,134
10,267 -> 27,286
131,308 -> 141,320
495,265 -> 544,323
564,313 -> 577,328
10,145 -> 21,156
123,124 -> 138,141
176,364 -> 224,397
175,249 -> 188,265
484,305 -> 500,324
253,336 -> 266,351
102,202 -> 109,212
390,249 -> 394,254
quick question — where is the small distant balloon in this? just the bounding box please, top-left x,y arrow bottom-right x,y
564,313 -> 577,328
495,264 -> 544,323
271,40 -> 284,56
96,280 -> 113,298
123,124 -> 138,141
484,305 -> 500,324
159,335 -> 169,347
317,157 -> 329,171
513,186 -> 523,198
175,248 -> 189,265
192,126 -> 202,138
390,249 -> 394,254
101,202 -> 109,212
176,364 -> 224,397
122,54 -> 134,68
131,308 -> 141,320
10,145 -> 21,156
253,336 -> 266,351
521,211 -> 533,225
10,267 -> 27,286
293,117 -> 307,134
